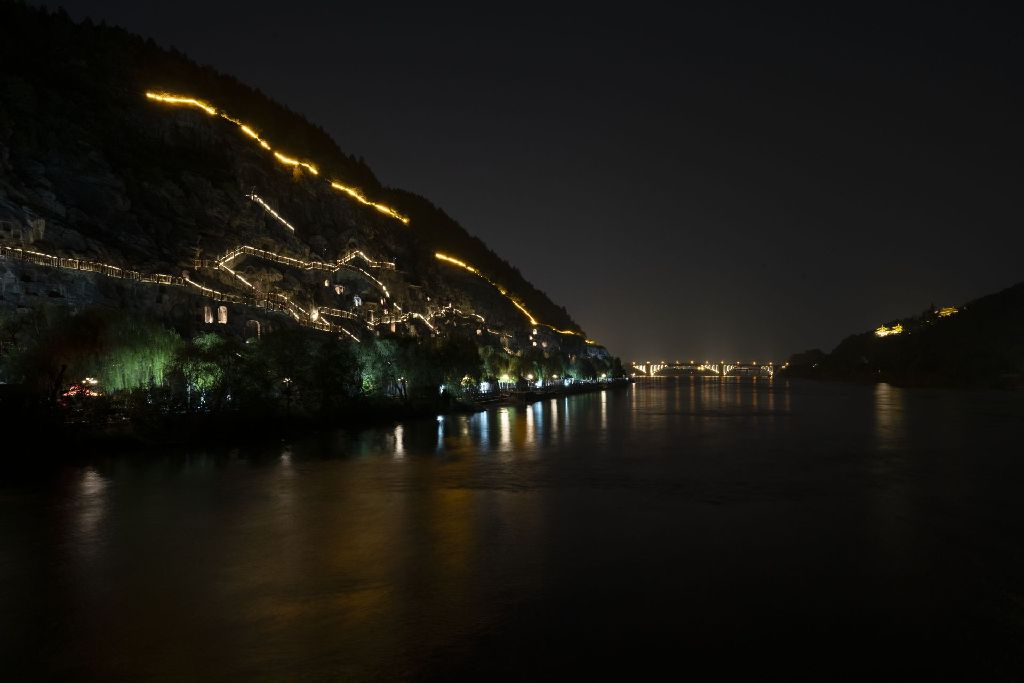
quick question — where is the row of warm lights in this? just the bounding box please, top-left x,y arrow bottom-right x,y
377,303 -> 493,334
338,249 -> 395,270
146,93 -> 318,174
632,360 -> 775,366
240,195 -> 397,273
431,302 -> 485,323
211,260 -> 364,342
434,252 -> 595,343
5,242 -> 453,345
3,217 -> 565,353
144,95 -> 591,343
874,323 -> 904,337
207,243 -> 497,340
875,306 -> 957,338
329,182 -> 409,225
634,364 -> 774,376
180,269 -> 362,341
247,193 -> 296,232
145,92 -> 409,225
217,241 -> 577,344
214,244 -> 391,298
2,244 -> 375,343
273,151 -> 319,176
435,253 -> 537,323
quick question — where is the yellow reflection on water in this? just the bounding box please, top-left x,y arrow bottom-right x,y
393,424 -> 404,459
549,399 -> 559,446
75,467 -> 107,549
430,488 -> 475,574
600,390 -> 607,430
499,408 -> 511,451
873,382 -> 907,450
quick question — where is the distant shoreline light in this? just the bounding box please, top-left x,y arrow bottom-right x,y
144,91 -> 410,225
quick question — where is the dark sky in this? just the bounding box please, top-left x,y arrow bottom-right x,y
51,1 -> 1024,362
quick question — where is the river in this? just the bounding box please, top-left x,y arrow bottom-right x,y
2,379 -> 1024,680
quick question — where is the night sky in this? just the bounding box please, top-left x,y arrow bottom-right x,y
51,2 -> 1024,362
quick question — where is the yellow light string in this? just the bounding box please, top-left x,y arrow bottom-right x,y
145,91 -> 408,224
214,244 -> 391,298
0,245 -> 362,340
330,182 -> 410,225
434,253 -> 592,343
247,193 -> 296,232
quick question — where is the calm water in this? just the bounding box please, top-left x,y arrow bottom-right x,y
3,379 -> 1024,680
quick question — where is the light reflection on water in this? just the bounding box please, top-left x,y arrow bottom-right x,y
72,467 -> 107,561
393,423 -> 404,458
873,382 -> 907,450
499,407 -> 510,452
3,379 -> 1024,679
600,389 -> 608,430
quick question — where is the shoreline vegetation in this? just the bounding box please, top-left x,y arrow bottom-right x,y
0,307 -> 628,453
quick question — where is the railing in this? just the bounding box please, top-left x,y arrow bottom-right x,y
1,245 -> 186,286
2,243 -> 484,348
212,244 -> 391,296
0,244 -> 360,339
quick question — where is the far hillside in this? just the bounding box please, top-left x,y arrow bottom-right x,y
784,281 -> 1024,388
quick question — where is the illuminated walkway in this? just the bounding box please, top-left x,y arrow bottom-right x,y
0,245 -> 495,344
4,95 -> 597,349
209,244 -> 392,298
0,245 -> 362,341
144,93 -> 598,346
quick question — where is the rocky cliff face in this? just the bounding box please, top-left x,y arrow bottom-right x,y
0,4 -> 599,358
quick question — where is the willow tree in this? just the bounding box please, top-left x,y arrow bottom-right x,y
89,317 -> 182,392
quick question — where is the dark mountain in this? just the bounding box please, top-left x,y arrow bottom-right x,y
784,281 -> 1024,388
0,2 -> 590,353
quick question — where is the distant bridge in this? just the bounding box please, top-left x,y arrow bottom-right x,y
632,360 -> 777,378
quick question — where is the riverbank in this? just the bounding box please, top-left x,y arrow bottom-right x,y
470,377 -> 631,408
0,378 -> 631,459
